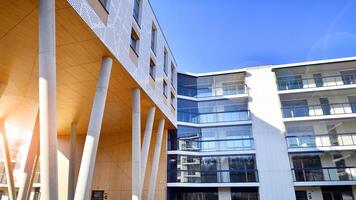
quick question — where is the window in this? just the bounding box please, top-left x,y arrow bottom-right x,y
151,24 -> 157,54
163,81 -> 168,97
130,28 -> 139,55
98,0 -> 110,12
149,58 -> 156,80
91,190 -> 105,200
163,49 -> 168,75
171,63 -> 176,86
133,0 -> 140,23
171,92 -> 176,107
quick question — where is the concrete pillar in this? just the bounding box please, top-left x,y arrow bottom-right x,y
140,106 -> 156,197
74,57 -> 113,200
0,122 -> 16,200
147,119 -> 165,200
218,188 -> 232,200
132,88 -> 141,200
17,114 -> 40,200
68,122 -> 77,200
39,0 -> 58,198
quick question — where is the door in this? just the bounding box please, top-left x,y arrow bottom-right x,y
295,191 -> 308,200
320,98 -> 331,115
328,125 -> 339,146
348,96 -> 356,113
341,70 -> 356,85
313,73 -> 324,87
334,154 -> 349,181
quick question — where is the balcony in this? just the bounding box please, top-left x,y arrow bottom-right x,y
177,138 -> 254,152
178,83 -> 247,98
277,74 -> 356,91
282,102 -> 356,119
178,110 -> 251,124
292,167 -> 356,182
286,133 -> 356,150
168,169 -> 258,183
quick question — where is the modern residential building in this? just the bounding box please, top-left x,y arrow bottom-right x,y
1,1 -> 356,200
168,57 -> 356,200
0,0 -> 177,200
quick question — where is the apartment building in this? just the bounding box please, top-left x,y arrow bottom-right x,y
0,0 -> 176,199
168,57 -> 356,200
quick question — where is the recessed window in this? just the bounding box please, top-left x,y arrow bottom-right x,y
130,28 -> 139,56
98,0 -> 110,12
163,81 -> 168,97
133,0 -> 140,24
170,92 -> 176,107
151,24 -> 157,54
163,49 -> 168,75
149,58 -> 156,80
171,62 -> 175,87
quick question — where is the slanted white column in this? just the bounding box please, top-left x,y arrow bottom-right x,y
139,107 -> 156,197
17,114 -> 40,200
74,57 -> 113,200
39,0 -> 58,198
0,122 -> 16,200
218,188 -> 232,200
147,119 -> 165,200
132,88 -> 141,200
68,122 -> 77,200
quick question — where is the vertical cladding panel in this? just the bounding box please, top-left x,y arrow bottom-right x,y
246,66 -> 296,200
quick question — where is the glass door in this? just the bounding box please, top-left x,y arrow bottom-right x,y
313,73 -> 324,87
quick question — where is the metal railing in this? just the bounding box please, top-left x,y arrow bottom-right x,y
286,132 -> 356,148
168,169 -> 258,183
277,74 -> 356,91
292,167 -> 356,182
178,83 -> 247,98
177,138 -> 254,151
178,110 -> 251,124
282,103 -> 356,118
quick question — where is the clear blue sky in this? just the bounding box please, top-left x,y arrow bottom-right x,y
149,0 -> 356,73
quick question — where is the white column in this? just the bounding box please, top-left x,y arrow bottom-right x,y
132,88 -> 141,200
218,188 -> 232,200
74,57 -> 113,200
17,114 -> 40,200
39,0 -> 58,198
139,106 -> 156,197
68,122 -> 77,200
147,119 -> 165,200
0,122 -> 16,200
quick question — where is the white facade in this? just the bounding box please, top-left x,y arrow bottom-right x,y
171,57 -> 356,200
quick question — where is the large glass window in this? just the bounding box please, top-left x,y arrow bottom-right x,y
178,99 -> 249,124
282,100 -> 308,118
178,73 -> 246,98
277,75 -> 303,90
168,155 -> 257,183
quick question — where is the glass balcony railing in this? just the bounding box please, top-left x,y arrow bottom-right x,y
282,103 -> 356,118
178,110 -> 251,124
178,84 -> 247,98
277,74 -> 356,91
292,167 -> 356,182
286,133 -> 356,148
177,138 -> 254,152
168,169 -> 258,183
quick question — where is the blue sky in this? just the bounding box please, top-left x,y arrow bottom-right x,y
149,0 -> 356,73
